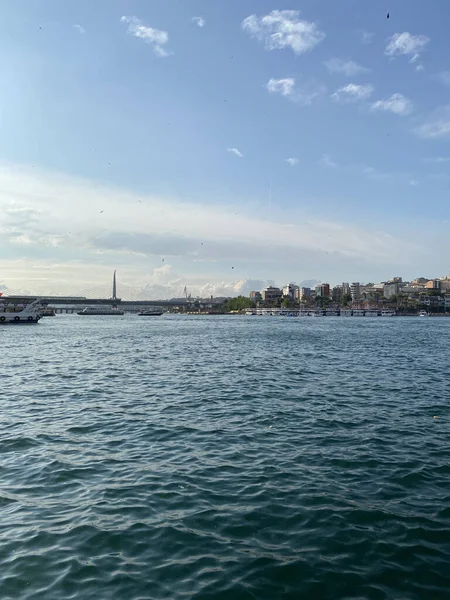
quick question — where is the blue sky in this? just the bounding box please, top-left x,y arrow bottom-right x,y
0,0 -> 449,297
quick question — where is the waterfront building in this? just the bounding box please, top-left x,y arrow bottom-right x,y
384,282 -> 400,299
300,287 -> 311,301
422,295 -> 444,308
249,291 -> 262,302
282,283 -> 298,300
425,279 -> 441,290
315,283 -> 330,297
262,286 -> 282,302
440,277 -> 450,292
350,282 -> 361,301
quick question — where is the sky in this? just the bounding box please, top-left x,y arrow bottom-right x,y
0,0 -> 449,298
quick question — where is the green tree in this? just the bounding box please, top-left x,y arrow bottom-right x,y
225,296 -> 256,311
316,295 -> 332,308
340,293 -> 352,307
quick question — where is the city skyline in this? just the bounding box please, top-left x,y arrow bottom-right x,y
1,1 -> 450,296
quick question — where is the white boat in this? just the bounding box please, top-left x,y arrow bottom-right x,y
0,299 -> 43,324
418,310 -> 428,317
381,310 -> 395,317
77,306 -> 124,316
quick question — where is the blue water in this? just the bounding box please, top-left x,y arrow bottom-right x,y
1,315 -> 449,599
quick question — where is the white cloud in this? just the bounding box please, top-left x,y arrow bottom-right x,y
423,156 -> 450,164
227,148 -> 243,158
0,163 -> 424,295
266,77 -> 325,105
438,71 -> 450,87
414,106 -> 450,139
358,30 -> 374,45
286,158 -> 299,167
242,9 -> 325,55
266,77 -> 295,96
324,58 -> 369,77
73,24 -> 86,34
331,83 -> 374,102
191,16 -> 205,28
385,32 -> 429,63
320,154 -> 337,168
370,93 -> 413,116
121,16 -> 171,57
361,166 -> 390,181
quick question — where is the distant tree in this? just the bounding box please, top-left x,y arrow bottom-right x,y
225,296 -> 256,311
316,295 -> 332,308
340,293 -> 352,307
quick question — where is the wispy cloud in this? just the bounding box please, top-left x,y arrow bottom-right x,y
414,106 -> 450,139
370,93 -> 413,116
358,30 -> 374,45
266,78 -> 295,96
266,77 -> 325,105
360,166 -> 391,181
423,156 -> 450,164
191,16 -> 205,28
385,32 -> 429,64
320,154 -> 337,169
324,58 -> 369,77
227,148 -> 243,158
0,163 -> 425,295
242,9 -> 325,55
331,83 -> 374,102
437,71 -> 450,87
73,24 -> 86,34
121,16 -> 171,57
286,158 -> 299,167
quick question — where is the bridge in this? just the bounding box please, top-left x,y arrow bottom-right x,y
1,271 -> 226,311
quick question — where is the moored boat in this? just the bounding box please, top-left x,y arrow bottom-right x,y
0,298 -> 44,324
138,309 -> 163,316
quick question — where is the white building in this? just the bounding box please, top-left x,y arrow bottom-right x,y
282,283 -> 298,300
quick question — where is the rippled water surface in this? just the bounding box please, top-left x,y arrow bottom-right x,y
1,315 -> 450,599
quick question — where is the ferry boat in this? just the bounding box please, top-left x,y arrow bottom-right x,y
77,306 -> 124,316
0,298 -> 43,324
138,309 -> 163,316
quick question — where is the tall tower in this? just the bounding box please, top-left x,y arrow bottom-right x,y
112,270 -> 117,304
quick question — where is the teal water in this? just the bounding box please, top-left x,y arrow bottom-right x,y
1,315 -> 449,599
